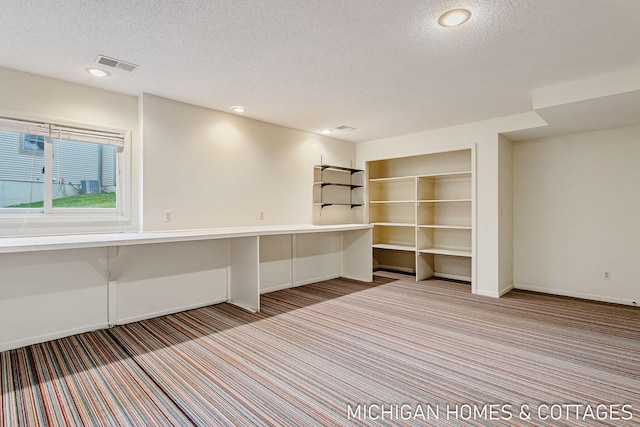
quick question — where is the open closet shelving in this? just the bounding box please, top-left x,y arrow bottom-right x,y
368,148 -> 474,283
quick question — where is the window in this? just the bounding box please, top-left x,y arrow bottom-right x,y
20,134 -> 45,155
0,116 -> 128,217
0,130 -> 45,209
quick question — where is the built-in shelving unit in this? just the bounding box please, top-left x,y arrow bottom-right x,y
367,148 -> 474,283
314,164 -> 364,208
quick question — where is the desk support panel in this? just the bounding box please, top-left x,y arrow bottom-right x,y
228,236 -> 260,312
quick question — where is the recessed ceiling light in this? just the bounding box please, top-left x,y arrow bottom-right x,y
231,106 -> 247,113
438,8 -> 471,27
85,68 -> 111,77
320,129 -> 333,135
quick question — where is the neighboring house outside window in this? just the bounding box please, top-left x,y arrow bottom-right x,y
0,116 -> 129,227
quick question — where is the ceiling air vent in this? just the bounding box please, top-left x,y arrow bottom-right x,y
335,125 -> 357,132
95,55 -> 138,72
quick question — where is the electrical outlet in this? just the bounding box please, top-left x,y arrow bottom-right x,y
164,209 -> 172,223
603,271 -> 611,280
259,210 -> 264,220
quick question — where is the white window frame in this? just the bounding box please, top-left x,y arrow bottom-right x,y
19,134 -> 45,155
0,114 -> 132,232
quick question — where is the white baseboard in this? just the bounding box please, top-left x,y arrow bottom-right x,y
513,283 -> 636,306
375,265 -> 415,274
260,282 -> 292,294
474,289 -> 500,298
434,273 -> 471,282
115,297 -> 228,326
0,322 -> 109,353
499,284 -> 515,296
295,273 -> 340,288
474,284 -> 514,298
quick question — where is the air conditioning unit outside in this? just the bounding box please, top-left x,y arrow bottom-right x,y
81,179 -> 101,194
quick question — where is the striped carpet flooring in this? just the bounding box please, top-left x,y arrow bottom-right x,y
2,272 -> 639,426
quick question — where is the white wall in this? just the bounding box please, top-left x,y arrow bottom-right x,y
513,125 -> 640,305
141,93 -> 357,230
0,66 -> 139,236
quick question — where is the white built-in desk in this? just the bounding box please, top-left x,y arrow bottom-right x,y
0,224 -> 372,352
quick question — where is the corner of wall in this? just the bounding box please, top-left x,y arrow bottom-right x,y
497,134 -> 514,295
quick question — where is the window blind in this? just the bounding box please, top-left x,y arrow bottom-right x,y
50,125 -> 125,151
0,117 -> 49,136
0,117 -> 125,151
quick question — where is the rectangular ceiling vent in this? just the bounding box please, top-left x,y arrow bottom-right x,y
95,55 -> 138,72
335,125 -> 357,132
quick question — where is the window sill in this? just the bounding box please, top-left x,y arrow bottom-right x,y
0,213 -> 133,238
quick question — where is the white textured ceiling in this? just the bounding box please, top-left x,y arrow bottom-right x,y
1,0 -> 639,142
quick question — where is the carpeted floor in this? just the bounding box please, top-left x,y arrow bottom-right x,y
2,272 -> 639,426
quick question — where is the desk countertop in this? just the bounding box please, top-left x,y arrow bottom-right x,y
0,224 -> 372,253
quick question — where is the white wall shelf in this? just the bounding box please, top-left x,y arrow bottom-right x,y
417,171 -> 472,179
367,149 -> 474,284
369,176 -> 416,182
418,248 -> 472,257
417,225 -> 472,230
316,164 -> 361,173
315,203 -> 364,209
314,182 -> 363,189
313,164 -> 364,209
417,199 -> 472,203
371,222 -> 415,227
369,201 -> 416,205
373,243 -> 416,251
